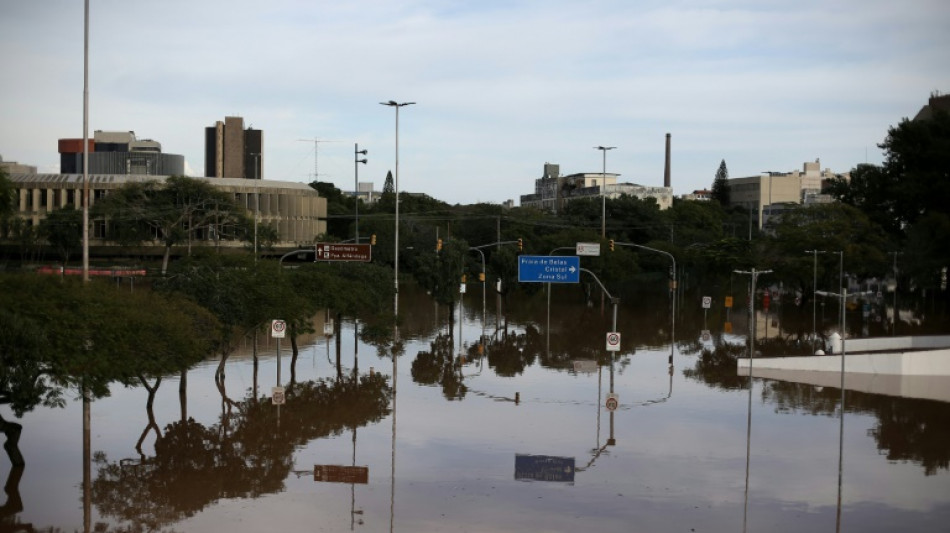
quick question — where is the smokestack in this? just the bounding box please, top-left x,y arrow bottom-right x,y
664,133 -> 671,188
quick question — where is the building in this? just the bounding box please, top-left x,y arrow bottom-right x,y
726,159 -> 848,228
352,181 -> 379,204
0,155 -> 37,174
205,116 -> 263,180
913,91 -> 950,121
520,163 -> 672,212
58,130 -> 185,176
5,173 -> 326,250
682,189 -> 712,201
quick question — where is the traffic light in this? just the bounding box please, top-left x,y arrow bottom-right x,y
517,238 -> 523,251
461,274 -> 467,283
437,238 -> 443,252
478,272 -> 485,282
370,234 -> 376,245
609,239 -> 615,251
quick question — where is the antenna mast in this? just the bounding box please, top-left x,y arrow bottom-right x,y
298,138 -> 341,181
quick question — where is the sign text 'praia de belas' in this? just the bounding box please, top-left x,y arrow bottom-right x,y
517,255 -> 580,283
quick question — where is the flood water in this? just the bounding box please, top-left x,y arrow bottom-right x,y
3,284 -> 950,532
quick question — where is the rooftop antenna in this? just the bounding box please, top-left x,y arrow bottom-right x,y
298,138 -> 342,181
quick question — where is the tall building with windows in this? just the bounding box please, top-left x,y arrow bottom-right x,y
205,116 -> 263,179
58,130 -> 184,176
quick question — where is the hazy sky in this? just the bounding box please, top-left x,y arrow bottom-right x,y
1,0 -> 948,204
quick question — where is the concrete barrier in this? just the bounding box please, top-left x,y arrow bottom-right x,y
738,348 -> 950,376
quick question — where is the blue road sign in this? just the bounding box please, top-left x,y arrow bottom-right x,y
514,454 -> 575,483
518,255 -> 580,283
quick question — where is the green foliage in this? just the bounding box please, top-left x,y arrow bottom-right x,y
93,175 -> 253,273
711,159 -> 730,206
0,274 -> 221,409
38,205 -> 83,266
413,237 -> 469,305
0,167 -> 15,221
760,203 -> 888,291
155,255 -> 395,349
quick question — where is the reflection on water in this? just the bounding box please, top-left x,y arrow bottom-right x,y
90,373 -> 390,531
2,284 -> 950,532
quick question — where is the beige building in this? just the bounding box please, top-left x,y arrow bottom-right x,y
6,173 -> 326,250
727,159 -> 849,228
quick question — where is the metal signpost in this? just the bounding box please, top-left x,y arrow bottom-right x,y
518,255 -> 580,284
315,243 -> 372,262
272,319 -> 285,406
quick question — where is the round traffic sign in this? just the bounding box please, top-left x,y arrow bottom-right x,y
607,332 -> 620,345
605,394 -> 619,411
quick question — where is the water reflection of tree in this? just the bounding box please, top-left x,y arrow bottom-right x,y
761,380 -> 950,476
411,334 -> 467,400
682,340 -> 747,391
92,373 -> 391,530
486,327 -> 540,377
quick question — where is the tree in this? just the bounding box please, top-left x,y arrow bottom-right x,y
38,206 -> 83,266
760,203 -> 888,293
0,168 -> 15,222
94,176 -> 252,274
711,160 -> 730,206
0,274 -> 221,407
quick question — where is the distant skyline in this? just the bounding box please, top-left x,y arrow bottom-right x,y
1,1 -> 948,205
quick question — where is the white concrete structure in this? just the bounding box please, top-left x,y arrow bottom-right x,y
737,335 -> 950,402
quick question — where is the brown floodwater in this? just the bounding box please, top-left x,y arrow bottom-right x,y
2,284 -> 949,532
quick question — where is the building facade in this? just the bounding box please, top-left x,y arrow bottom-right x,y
6,173 -> 327,250
58,131 -> 185,176
520,163 -> 673,212
726,159 -> 849,228
205,116 -> 263,180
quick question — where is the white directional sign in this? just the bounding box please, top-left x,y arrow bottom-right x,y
576,242 -> 601,256
271,319 -> 287,339
606,331 -> 621,352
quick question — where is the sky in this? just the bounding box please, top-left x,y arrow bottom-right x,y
1,0 -> 948,205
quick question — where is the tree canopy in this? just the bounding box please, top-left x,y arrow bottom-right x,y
93,175 -> 254,274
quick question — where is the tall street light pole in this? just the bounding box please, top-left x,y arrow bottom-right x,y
380,101 -> 415,316
81,0 -> 90,283
595,146 -> 615,239
354,144 -> 367,242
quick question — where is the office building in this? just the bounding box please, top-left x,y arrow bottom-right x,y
205,116 -> 263,180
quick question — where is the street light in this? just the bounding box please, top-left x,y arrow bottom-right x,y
354,143 -> 367,242
805,250 -> 828,353
594,146 -> 616,239
733,268 -> 772,362
815,286 -> 871,533
380,101 -> 415,316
